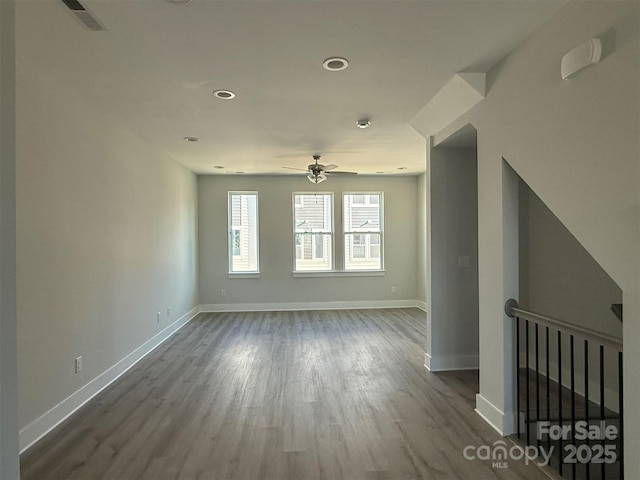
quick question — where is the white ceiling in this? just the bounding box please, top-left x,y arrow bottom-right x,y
19,0 -> 566,176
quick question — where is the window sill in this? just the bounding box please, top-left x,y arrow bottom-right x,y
292,270 -> 385,278
228,272 -> 261,279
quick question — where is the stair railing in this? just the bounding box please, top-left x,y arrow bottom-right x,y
505,299 -> 623,480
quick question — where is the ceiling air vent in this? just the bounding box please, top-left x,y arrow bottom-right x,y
60,0 -> 105,31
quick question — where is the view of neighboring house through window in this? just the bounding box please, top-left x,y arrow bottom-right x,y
228,192 -> 259,273
344,193 -> 383,270
293,193 -> 333,271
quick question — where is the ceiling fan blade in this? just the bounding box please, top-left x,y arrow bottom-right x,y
324,164 -> 338,171
283,166 -> 310,172
326,171 -> 357,175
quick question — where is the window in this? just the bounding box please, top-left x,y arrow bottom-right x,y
228,192 -> 259,273
293,193 -> 333,271
343,193 -> 383,270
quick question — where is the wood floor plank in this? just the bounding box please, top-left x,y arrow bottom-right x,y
21,309 -> 556,480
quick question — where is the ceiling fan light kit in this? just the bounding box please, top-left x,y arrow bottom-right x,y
307,173 -> 327,184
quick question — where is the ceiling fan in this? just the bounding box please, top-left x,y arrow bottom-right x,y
283,155 -> 357,184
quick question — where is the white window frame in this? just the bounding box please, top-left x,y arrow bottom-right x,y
292,192 -> 334,272
228,191 -> 260,276
343,192 -> 384,271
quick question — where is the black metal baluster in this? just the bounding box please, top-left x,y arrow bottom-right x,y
535,324 -> 540,447
516,316 -> 521,439
599,345 -> 605,480
503,301 -> 622,480
571,335 -> 576,480
618,351 -> 624,480
558,330 -> 563,477
584,340 -> 590,480
526,320 -> 531,446
546,327 -> 550,453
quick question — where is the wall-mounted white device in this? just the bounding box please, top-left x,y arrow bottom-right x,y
561,38 -> 602,79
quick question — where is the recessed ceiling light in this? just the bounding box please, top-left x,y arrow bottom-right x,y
323,57 -> 349,72
213,165 -> 224,169
183,136 -> 199,142
356,119 -> 371,129
213,90 -> 236,100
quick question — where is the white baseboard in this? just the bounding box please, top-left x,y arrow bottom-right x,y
424,352 -> 479,372
18,306 -> 200,453
424,352 -> 434,370
475,393 -> 517,436
416,300 -> 428,312
199,299 -> 420,312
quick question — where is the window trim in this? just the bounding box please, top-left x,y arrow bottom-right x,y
292,192 -> 334,272
228,191 -> 260,274
292,270 -> 385,278
228,272 -> 261,279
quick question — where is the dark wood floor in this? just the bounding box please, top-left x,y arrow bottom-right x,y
21,309 -> 555,480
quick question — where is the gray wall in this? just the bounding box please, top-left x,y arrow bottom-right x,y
429,147 -> 479,370
519,181 -> 623,408
464,1 -> 638,453
198,175 -> 418,305
16,29 -> 199,434
520,182 -> 622,334
416,172 -> 427,306
0,1 -> 19,477
426,2 -> 639,450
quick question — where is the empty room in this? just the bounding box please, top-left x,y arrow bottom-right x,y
1,1 -> 638,479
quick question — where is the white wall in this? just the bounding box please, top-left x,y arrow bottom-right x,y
427,147 -> 479,371
461,1 -> 639,475
198,175 -> 418,307
0,1 -> 20,477
15,28 -> 199,447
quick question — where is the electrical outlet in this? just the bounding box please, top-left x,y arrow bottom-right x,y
167,307 -> 171,317
157,312 -> 161,322
75,356 -> 82,374
391,286 -> 397,294
221,289 -> 227,297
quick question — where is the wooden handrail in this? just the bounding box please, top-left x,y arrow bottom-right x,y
505,299 -> 622,351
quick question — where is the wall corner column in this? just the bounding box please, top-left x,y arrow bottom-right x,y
474,131 -> 519,435
0,0 -> 20,478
